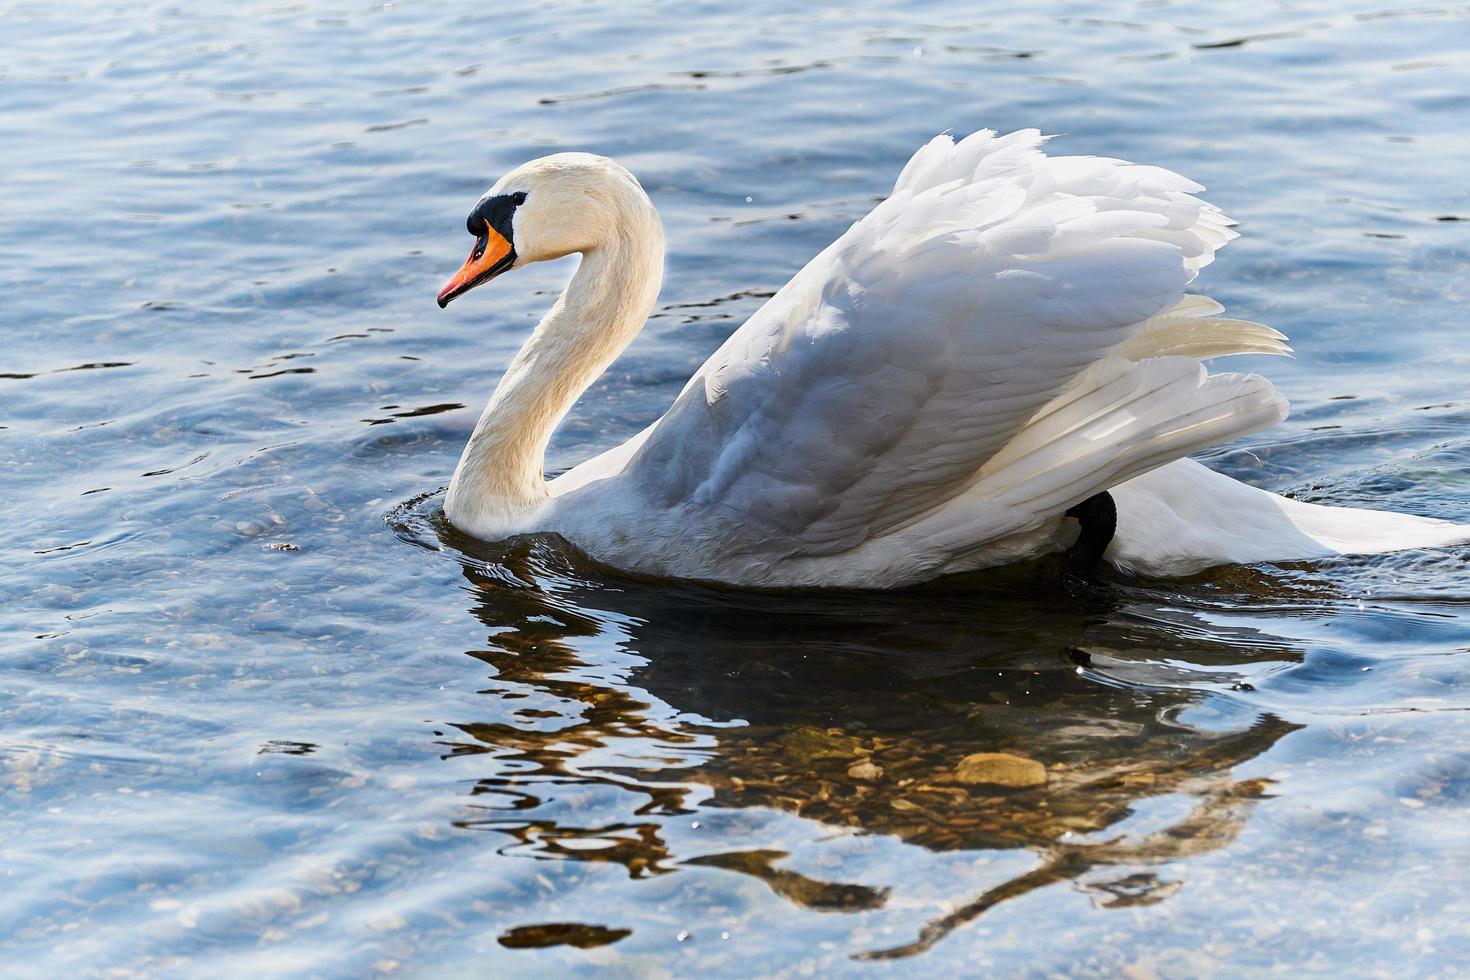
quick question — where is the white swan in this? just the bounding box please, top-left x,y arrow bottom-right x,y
434,129 -> 1468,586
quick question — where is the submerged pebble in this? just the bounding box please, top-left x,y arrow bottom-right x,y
954,753 -> 1048,789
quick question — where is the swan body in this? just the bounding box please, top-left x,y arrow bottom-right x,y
436,131 -> 1468,587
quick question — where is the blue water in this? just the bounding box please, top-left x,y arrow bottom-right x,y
5,0 -> 1470,974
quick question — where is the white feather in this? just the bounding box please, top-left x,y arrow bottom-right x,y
1110,460 -> 1470,577
440,135 -> 1469,587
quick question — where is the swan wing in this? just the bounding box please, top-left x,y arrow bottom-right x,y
627,130 -> 1262,559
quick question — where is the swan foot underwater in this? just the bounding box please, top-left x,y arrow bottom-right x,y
434,129 -> 1469,588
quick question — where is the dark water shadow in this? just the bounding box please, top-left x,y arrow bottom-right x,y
389,498 -> 1306,958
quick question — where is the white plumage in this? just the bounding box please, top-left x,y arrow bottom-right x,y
435,130 -> 1468,587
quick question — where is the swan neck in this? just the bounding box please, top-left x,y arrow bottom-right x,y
446,223 -> 662,535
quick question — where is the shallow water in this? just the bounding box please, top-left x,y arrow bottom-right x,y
5,0 -> 1470,974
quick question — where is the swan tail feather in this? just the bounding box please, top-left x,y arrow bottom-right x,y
1108,458 -> 1470,576
1274,494 -> 1470,554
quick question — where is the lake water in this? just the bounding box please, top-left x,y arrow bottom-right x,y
5,0 -> 1470,975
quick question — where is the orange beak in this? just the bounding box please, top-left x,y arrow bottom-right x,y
437,226 -> 515,308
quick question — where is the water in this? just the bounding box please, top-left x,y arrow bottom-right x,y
5,0 -> 1470,974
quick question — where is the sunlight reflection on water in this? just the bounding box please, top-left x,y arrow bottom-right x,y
4,0 -> 1470,974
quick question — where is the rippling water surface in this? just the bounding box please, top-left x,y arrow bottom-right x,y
6,0 -> 1470,974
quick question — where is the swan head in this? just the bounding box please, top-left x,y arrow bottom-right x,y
437,152 -> 655,308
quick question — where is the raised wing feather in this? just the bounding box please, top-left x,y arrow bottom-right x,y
627,130 -> 1247,559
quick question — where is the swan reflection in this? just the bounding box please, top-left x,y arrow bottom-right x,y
409,518 -> 1303,957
